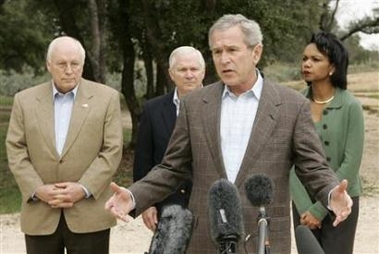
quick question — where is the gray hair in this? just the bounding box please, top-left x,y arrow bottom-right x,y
169,46 -> 205,70
46,36 -> 86,64
208,14 -> 263,49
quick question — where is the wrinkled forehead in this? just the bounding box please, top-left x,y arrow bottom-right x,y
210,26 -> 246,50
51,46 -> 82,61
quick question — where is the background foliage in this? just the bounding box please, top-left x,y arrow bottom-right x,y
0,0 -> 378,145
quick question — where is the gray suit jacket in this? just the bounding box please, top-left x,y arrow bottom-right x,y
129,79 -> 339,253
6,78 -> 123,235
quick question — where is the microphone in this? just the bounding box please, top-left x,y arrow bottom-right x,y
147,204 -> 193,254
244,174 -> 274,254
295,225 -> 325,254
208,179 -> 244,254
244,174 -> 274,208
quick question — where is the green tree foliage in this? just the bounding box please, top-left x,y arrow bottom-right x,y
0,0 -> 377,146
0,1 -> 52,73
29,0 -> 108,82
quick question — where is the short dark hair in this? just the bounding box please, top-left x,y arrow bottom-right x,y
309,31 -> 349,89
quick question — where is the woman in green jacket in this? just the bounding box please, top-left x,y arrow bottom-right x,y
290,31 -> 364,254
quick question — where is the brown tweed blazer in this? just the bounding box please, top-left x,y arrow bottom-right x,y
129,79 -> 339,253
6,78 -> 123,235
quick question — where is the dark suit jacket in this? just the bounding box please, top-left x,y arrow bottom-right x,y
133,91 -> 192,215
129,80 -> 340,253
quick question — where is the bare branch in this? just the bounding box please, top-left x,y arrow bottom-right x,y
339,16 -> 379,41
328,0 -> 340,31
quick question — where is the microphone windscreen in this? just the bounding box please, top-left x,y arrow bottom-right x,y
244,174 -> 274,207
208,179 -> 244,244
295,225 -> 325,254
148,205 -> 193,254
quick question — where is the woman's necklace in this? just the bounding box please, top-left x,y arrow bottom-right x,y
312,96 -> 334,104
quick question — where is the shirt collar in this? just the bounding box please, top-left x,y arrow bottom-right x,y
173,87 -> 180,107
52,81 -> 78,99
222,69 -> 264,100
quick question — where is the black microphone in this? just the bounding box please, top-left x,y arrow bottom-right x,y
244,174 -> 274,254
208,179 -> 244,254
295,225 -> 325,254
147,204 -> 193,254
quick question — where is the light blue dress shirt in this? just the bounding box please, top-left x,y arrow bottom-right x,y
53,84 -> 77,155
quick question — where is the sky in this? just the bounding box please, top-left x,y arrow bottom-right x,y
331,0 -> 379,50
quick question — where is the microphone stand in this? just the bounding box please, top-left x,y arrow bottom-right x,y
257,206 -> 270,254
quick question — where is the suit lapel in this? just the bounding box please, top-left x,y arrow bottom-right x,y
35,83 -> 58,157
161,92 -> 177,135
60,80 -> 92,157
202,82 -> 227,178
235,80 -> 281,186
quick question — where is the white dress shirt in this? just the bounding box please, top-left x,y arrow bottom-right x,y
173,88 -> 180,116
220,71 -> 263,183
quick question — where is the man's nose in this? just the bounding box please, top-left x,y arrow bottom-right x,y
220,52 -> 230,64
184,70 -> 195,78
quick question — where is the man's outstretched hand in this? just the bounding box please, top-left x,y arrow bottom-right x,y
105,182 -> 134,222
330,179 -> 353,227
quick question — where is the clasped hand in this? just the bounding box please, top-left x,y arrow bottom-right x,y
35,182 -> 85,208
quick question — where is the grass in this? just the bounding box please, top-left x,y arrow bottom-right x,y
0,188 -> 22,213
0,95 -> 14,106
0,121 -> 20,214
367,94 -> 379,99
0,95 -> 18,213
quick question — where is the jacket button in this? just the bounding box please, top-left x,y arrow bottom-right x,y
180,189 -> 186,194
324,141 -> 329,146
326,157 -> 331,162
323,110 -> 328,115
323,124 -> 327,129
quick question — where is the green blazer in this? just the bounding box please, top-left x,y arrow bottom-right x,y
6,78 -> 123,235
290,87 -> 364,220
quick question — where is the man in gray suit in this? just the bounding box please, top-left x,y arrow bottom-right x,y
6,36 -> 123,254
105,14 -> 352,253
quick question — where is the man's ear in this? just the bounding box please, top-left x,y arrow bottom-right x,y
252,44 -> 263,65
168,68 -> 174,81
46,61 -> 51,73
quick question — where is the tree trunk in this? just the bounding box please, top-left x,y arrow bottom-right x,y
88,0 -> 107,83
140,0 -> 172,93
141,35 -> 155,99
117,0 -> 140,148
52,0 -> 96,81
